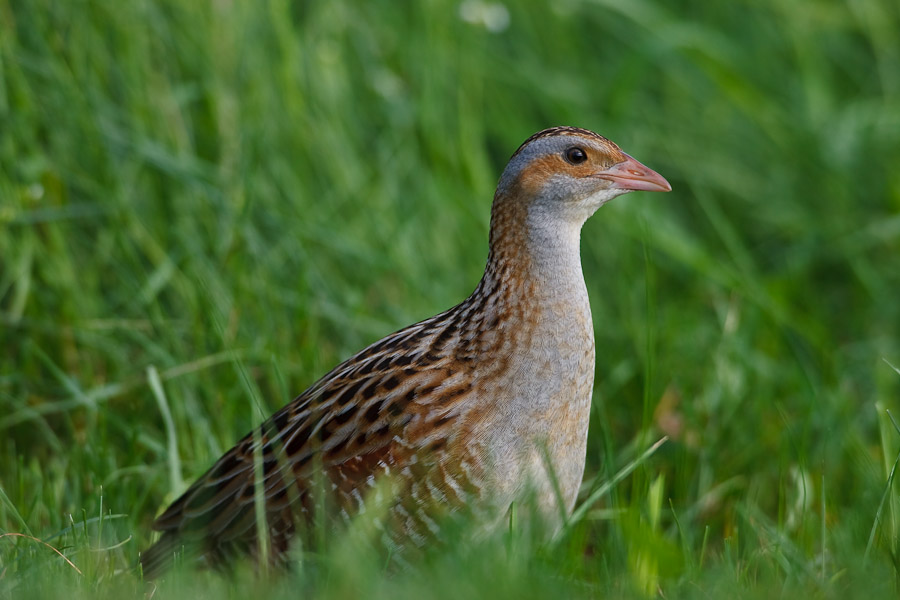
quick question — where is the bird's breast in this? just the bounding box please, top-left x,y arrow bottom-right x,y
463,276 -> 596,524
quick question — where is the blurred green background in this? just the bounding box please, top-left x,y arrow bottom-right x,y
2,0 -> 899,597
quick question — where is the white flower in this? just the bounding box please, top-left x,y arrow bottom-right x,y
458,1 -> 510,33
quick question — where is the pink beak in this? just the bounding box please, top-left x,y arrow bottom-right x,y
594,153 -> 672,193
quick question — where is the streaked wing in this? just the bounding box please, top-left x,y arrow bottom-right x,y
141,305 -> 476,576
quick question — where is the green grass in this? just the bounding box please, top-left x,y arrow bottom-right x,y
2,0 -> 900,596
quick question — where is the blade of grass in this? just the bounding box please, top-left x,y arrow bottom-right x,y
564,436 -> 668,534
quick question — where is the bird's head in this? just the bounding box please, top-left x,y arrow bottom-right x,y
496,127 -> 671,225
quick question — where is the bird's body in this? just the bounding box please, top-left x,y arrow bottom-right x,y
140,127 -> 670,577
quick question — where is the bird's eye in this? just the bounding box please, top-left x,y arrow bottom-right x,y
564,147 -> 587,165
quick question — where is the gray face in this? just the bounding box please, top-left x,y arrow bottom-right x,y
498,133 -> 631,223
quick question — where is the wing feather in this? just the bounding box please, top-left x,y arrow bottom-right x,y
141,308 -> 464,577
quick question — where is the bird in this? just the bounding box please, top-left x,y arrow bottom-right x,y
140,126 -> 671,578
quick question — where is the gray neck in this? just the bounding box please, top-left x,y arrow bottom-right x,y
522,203 -> 589,302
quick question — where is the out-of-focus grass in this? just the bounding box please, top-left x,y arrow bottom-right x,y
1,0 -> 899,597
